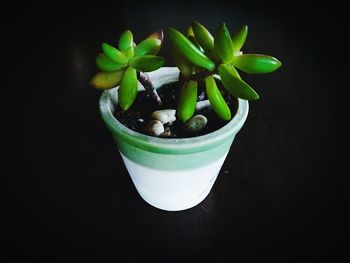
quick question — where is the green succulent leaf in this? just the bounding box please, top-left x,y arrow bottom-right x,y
118,30 -> 134,52
205,75 -> 231,120
214,23 -> 234,63
231,25 -> 248,53
186,26 -> 194,37
124,47 -> 135,59
118,66 -> 138,111
178,80 -> 198,122
90,70 -> 124,90
232,54 -> 282,74
170,44 -> 193,77
192,21 -> 214,51
134,38 -> 162,57
96,53 -> 126,72
188,35 -> 202,50
147,29 -> 164,42
102,43 -> 129,64
129,55 -> 165,72
168,28 -> 215,71
218,64 -> 259,100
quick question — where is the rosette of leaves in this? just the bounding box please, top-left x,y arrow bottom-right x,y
90,30 -> 165,111
169,21 -> 282,122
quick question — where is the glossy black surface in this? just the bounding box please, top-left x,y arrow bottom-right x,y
4,2 -> 348,261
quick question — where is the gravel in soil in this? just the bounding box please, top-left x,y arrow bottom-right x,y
113,81 -> 238,138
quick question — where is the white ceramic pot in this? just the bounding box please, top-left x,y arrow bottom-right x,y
99,67 -> 249,211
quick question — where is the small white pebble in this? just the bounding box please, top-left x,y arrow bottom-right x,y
195,100 -> 211,112
184,115 -> 207,133
144,120 -> 164,137
151,109 -> 176,124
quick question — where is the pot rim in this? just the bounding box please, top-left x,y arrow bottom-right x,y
99,67 -> 249,153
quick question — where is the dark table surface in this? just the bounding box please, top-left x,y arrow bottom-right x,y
4,1 -> 348,261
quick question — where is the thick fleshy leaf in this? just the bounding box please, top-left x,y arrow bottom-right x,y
129,55 -> 165,72
90,70 -> 124,90
232,54 -> 282,74
188,35 -> 202,50
170,44 -> 193,77
205,75 -> 231,120
186,26 -> 194,37
118,67 -> 138,111
102,43 -> 129,64
124,47 -> 135,59
231,25 -> 248,52
96,53 -> 126,72
214,23 -> 234,63
168,28 -> 215,71
218,64 -> 259,100
177,80 -> 198,122
147,29 -> 164,43
118,30 -> 133,52
134,38 -> 162,56
192,21 -> 214,51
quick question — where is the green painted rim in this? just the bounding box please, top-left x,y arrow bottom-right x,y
99,67 -> 249,154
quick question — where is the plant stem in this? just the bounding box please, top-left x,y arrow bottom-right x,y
189,70 -> 216,82
137,71 -> 162,106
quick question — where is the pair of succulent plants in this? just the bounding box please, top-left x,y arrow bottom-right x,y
90,21 -> 281,122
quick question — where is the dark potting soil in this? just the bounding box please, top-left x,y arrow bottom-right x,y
113,81 -> 238,138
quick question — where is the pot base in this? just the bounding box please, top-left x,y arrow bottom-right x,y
137,181 -> 215,211
120,152 -> 227,211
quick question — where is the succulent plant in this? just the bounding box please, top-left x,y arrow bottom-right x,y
169,21 -> 282,122
91,22 -> 281,125
90,30 -> 165,110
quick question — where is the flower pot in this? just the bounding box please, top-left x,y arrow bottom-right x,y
99,67 -> 249,211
